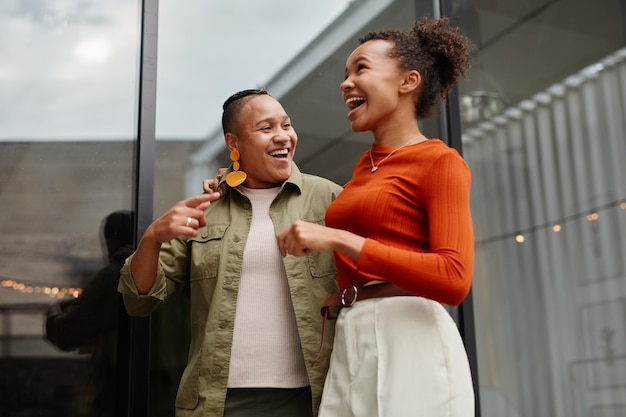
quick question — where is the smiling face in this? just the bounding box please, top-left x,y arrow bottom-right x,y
225,94 -> 297,189
341,39 -> 412,135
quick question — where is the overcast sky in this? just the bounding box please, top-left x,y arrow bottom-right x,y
0,0 -> 351,141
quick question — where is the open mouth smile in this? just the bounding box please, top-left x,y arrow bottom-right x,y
345,96 -> 366,110
269,149 -> 289,158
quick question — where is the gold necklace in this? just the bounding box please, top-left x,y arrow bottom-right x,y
369,140 -> 414,172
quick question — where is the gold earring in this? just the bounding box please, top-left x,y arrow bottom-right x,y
226,149 -> 247,187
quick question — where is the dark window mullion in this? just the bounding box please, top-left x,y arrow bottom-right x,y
437,1 -> 482,416
117,0 -> 159,416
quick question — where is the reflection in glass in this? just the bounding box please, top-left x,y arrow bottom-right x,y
459,65 -> 508,124
457,0 -> 626,416
453,1 -> 508,125
44,211 -> 134,416
0,0 -> 140,415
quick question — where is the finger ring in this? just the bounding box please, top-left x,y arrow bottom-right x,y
185,217 -> 192,227
217,174 -> 223,180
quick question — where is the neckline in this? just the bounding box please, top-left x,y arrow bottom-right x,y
240,186 -> 281,196
369,138 -> 429,173
370,137 -> 431,152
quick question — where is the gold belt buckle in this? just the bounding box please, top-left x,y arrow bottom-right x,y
341,285 -> 358,307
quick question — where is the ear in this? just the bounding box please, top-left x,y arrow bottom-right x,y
399,70 -> 421,94
224,132 -> 238,151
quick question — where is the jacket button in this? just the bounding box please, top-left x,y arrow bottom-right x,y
212,365 -> 222,374
219,321 -> 227,329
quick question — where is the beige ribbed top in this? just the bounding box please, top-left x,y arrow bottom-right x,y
227,186 -> 309,388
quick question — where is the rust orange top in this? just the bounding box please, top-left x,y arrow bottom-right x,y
326,139 -> 474,306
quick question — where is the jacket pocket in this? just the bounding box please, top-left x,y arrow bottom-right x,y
307,247 -> 337,279
188,224 -> 228,280
301,218 -> 336,279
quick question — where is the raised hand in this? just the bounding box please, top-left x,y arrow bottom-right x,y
130,192 -> 221,294
144,193 -> 220,244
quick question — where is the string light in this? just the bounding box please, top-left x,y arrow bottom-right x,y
1,278 -> 82,299
476,199 -> 625,247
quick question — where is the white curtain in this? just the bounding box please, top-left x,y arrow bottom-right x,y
463,48 -> 626,417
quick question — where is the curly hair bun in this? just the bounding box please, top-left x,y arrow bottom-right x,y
411,16 -> 472,97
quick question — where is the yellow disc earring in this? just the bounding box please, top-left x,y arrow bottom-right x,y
225,149 -> 247,187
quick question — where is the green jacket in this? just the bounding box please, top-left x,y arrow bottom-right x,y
118,164 -> 342,417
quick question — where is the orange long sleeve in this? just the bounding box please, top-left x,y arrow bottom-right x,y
326,139 -> 474,306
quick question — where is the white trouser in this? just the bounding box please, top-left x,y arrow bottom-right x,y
318,296 -> 475,417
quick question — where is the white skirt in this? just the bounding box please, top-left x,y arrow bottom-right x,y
318,295 -> 475,417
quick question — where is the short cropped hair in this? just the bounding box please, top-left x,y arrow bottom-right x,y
221,88 -> 269,134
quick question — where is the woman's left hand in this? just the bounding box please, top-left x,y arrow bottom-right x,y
202,167 -> 228,197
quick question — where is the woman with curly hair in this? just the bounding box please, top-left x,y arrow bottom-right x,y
278,16 -> 476,416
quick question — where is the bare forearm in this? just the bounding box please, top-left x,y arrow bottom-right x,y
329,228 -> 365,261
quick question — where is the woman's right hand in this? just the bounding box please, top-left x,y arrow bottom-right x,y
144,193 -> 220,244
131,192 -> 221,294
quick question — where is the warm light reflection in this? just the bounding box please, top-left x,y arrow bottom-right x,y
1,279 -> 82,298
475,199 -> 624,247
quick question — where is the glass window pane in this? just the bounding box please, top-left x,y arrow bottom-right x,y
150,0 -> 432,415
154,0 -> 430,197
456,0 -> 626,416
151,3 -> 367,415
0,1 -> 140,415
